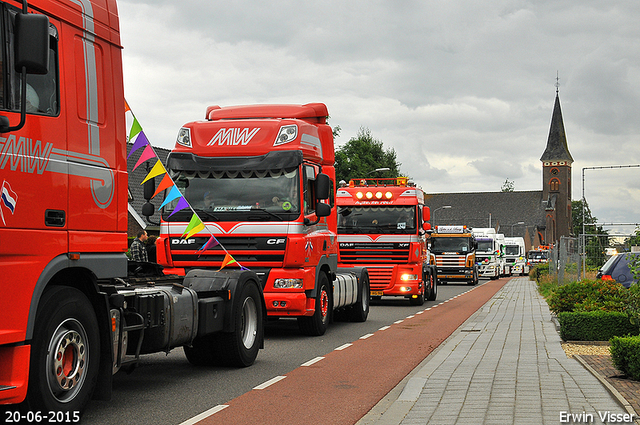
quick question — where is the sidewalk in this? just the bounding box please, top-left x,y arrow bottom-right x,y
359,277 -> 639,425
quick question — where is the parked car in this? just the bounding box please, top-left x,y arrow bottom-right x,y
597,252 -> 640,288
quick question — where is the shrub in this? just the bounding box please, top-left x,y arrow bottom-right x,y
546,280 -> 629,314
611,335 -> 640,381
558,311 -> 638,341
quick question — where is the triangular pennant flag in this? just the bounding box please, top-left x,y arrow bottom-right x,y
152,173 -> 174,199
197,235 -> 219,252
128,117 -> 143,142
183,213 -> 205,239
218,253 -> 237,271
133,144 -> 156,171
168,197 -> 190,218
141,160 -> 166,184
159,186 -> 183,209
125,100 -> 131,113
128,131 -> 150,159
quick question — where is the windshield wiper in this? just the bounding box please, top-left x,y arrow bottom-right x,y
247,208 -> 284,221
194,210 -> 220,221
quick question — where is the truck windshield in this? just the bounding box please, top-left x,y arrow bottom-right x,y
505,245 -> 520,256
528,251 -> 548,260
338,206 -> 416,234
431,237 -> 472,253
476,239 -> 493,253
162,167 -> 301,221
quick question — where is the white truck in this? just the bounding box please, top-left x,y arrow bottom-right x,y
504,237 -> 529,276
471,228 -> 507,279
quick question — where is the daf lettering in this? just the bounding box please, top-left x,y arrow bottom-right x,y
172,238 -> 196,245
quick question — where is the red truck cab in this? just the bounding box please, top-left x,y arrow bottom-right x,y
336,178 -> 437,305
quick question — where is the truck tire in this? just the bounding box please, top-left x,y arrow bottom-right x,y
348,271 -> 370,322
185,281 -> 263,367
426,272 -> 438,301
469,268 -> 479,285
298,273 -> 332,336
24,286 -> 100,414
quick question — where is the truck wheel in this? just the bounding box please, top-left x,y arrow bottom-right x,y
298,273 -> 332,336
426,272 -> 438,301
24,286 -> 99,414
469,269 -> 479,285
410,275 -> 426,306
185,281 -> 263,367
348,272 -> 369,322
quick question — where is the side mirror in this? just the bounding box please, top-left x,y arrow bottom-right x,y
422,206 -> 430,222
2,13 -> 50,134
422,222 -> 431,231
316,202 -> 331,218
143,177 -> 155,201
15,13 -> 49,74
315,173 -> 330,200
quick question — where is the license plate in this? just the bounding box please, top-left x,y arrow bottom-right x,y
370,291 -> 384,297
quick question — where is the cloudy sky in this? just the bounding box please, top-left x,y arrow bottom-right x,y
119,0 -> 640,235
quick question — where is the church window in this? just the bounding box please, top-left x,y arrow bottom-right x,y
550,179 -> 560,191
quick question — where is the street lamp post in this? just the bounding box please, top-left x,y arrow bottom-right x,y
431,205 -> 451,228
510,221 -> 525,236
368,167 -> 390,175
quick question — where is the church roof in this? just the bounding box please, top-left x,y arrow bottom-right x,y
423,191 -> 547,238
540,94 -> 573,163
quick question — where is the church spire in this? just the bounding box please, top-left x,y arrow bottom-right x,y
540,90 -> 573,163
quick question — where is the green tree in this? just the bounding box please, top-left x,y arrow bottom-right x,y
572,199 -> 609,267
334,127 -> 404,184
501,179 -> 514,192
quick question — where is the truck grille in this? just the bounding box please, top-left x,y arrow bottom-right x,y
170,236 -> 285,268
366,267 -> 394,289
435,254 -> 466,267
339,242 -> 410,264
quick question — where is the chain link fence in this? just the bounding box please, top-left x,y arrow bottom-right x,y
547,234 -> 640,283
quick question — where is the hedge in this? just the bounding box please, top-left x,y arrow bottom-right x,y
611,335 -> 640,381
557,311 -> 639,341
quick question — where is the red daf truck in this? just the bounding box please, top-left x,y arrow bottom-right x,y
336,178 -> 437,305
154,103 -> 370,336
1,0 -> 265,417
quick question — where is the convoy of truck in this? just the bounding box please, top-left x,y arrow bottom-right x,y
336,177 -> 437,305
504,236 -> 529,276
471,228 -> 508,279
429,225 -> 478,285
0,0 -> 545,418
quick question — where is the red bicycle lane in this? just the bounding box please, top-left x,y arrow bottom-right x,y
193,278 -> 508,425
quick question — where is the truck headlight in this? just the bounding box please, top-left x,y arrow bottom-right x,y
274,278 -> 303,289
400,274 -> 418,281
274,125 -> 298,146
176,127 -> 192,147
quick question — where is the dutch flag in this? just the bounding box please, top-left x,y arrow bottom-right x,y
1,181 -> 17,225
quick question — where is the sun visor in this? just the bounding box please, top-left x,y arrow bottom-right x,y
167,150 -> 303,172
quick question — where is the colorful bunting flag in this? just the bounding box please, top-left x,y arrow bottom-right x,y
128,131 -> 150,159
183,213 -> 205,239
125,99 -> 248,270
141,160 -> 167,185
219,253 -> 237,271
168,197 -> 190,218
152,174 -> 175,199
133,144 -> 156,171
159,186 -> 183,210
198,235 -> 220,252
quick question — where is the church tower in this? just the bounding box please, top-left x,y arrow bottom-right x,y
540,91 -> 573,244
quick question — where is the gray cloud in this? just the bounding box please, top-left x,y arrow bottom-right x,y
119,0 -> 640,228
